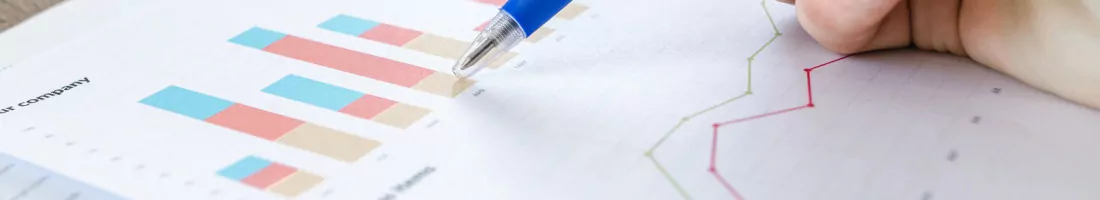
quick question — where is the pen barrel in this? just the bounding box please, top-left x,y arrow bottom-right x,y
501,0 -> 573,36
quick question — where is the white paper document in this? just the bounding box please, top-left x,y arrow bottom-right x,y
0,152 -> 124,200
0,0 -> 1098,199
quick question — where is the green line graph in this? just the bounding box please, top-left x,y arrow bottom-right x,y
642,0 -> 784,199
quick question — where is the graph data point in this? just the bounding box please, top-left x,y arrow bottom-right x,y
708,167 -> 716,172
747,57 -> 754,62
807,103 -> 815,107
745,91 -> 753,95
681,117 -> 690,122
775,32 -> 782,36
803,68 -> 812,72
712,123 -> 720,128
644,151 -> 653,157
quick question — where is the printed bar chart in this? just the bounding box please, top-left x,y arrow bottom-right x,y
218,156 -> 325,197
139,86 -> 383,162
317,14 -> 518,68
229,27 -> 474,97
263,74 -> 432,129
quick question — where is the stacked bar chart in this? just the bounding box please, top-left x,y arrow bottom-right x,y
263,74 -> 432,129
229,27 -> 474,98
218,156 -> 325,197
318,14 -> 518,69
139,86 -> 383,162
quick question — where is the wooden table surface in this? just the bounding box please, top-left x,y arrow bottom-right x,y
0,0 -> 66,31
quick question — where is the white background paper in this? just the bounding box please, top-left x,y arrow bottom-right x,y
0,0 -> 1098,199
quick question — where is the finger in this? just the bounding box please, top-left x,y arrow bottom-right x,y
909,0 -> 966,55
795,0 -> 911,54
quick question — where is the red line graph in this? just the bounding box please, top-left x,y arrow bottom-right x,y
711,167 -> 746,200
708,55 -> 851,199
641,2 -> 855,199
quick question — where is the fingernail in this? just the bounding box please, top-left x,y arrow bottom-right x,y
776,0 -> 794,5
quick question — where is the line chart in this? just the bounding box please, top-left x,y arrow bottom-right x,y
641,0 -> 853,199
708,55 -> 849,199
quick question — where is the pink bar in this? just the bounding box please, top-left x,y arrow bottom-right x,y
474,0 -> 506,6
206,104 -> 304,141
359,24 -> 422,46
339,95 -> 397,119
264,36 -> 435,87
242,163 -> 297,189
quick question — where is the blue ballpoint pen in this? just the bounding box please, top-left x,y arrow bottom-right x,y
452,0 -> 574,79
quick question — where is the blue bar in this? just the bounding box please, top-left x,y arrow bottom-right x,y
262,75 -> 364,111
217,156 -> 271,181
139,86 -> 234,120
229,27 -> 287,49
318,14 -> 379,36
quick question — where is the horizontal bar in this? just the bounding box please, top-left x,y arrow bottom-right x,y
360,23 -> 423,46
557,4 -> 589,20
277,123 -> 383,162
140,86 -> 234,120
526,28 -> 555,42
142,86 -> 382,162
219,156 -> 324,197
241,162 -> 296,189
231,27 -> 474,97
142,86 -> 298,140
206,104 -> 304,141
268,171 -> 325,197
317,14 -> 379,37
217,156 -> 271,181
318,15 -> 421,46
402,33 -> 468,60
228,27 -> 287,49
338,94 -> 397,120
317,15 -> 518,69
263,75 -> 432,129
408,72 -> 476,100
262,74 -> 364,111
371,102 -> 432,129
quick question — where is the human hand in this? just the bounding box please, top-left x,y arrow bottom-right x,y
778,0 -> 1100,109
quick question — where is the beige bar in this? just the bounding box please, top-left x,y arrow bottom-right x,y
268,171 -> 325,197
412,72 -> 476,97
372,103 -> 432,129
403,34 -> 468,59
404,33 -> 518,68
526,28 -> 555,43
277,123 -> 382,162
488,52 -> 518,69
556,4 -> 589,20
